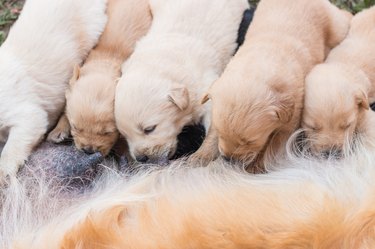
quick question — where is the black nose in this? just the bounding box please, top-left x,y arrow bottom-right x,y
221,155 -> 231,162
321,148 -> 343,159
136,155 -> 149,163
82,146 -> 95,154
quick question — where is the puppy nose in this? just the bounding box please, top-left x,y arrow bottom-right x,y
221,155 -> 231,162
321,148 -> 343,159
82,146 -> 95,155
136,155 -> 149,163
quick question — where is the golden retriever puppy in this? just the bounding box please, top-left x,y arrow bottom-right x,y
303,6 -> 375,157
47,0 -> 151,156
7,133 -> 375,249
115,0 -> 249,163
197,0 -> 352,171
0,0 -> 107,179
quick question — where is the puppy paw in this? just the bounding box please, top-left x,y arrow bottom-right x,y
47,128 -> 70,144
0,162 -> 19,186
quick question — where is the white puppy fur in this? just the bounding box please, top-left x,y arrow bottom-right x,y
2,118 -> 375,248
0,0 -> 108,179
115,0 -> 249,163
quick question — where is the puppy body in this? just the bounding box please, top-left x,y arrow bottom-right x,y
0,0 -> 107,178
197,0 -> 352,170
48,0 -> 152,156
115,0 -> 249,163
7,131 -> 375,249
303,6 -> 375,155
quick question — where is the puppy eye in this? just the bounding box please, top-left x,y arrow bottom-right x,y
340,123 -> 351,130
303,123 -> 320,131
98,131 -> 114,136
144,125 -> 157,135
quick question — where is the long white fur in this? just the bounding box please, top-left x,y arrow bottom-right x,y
0,0 -> 108,178
2,119 -> 375,247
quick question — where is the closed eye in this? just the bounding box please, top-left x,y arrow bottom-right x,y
71,124 -> 83,133
339,123 -> 352,130
303,122 -> 321,131
98,131 -> 115,136
144,125 -> 157,135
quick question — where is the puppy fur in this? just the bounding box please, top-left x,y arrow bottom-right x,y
303,6 -> 375,156
0,0 -> 107,179
197,0 -> 352,171
5,120 -> 375,249
48,0 -> 152,156
115,0 -> 249,163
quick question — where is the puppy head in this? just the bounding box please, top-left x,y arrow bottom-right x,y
204,78 -> 294,163
302,64 -> 370,157
66,65 -> 119,156
115,75 -> 191,163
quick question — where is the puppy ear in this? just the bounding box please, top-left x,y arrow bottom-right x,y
169,84 -> 189,111
356,89 -> 369,110
275,94 -> 295,123
69,65 -> 81,86
272,83 -> 295,123
201,93 -> 211,104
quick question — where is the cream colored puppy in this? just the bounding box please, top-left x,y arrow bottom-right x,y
198,0 -> 352,171
48,0 -> 152,156
303,6 -> 375,157
0,0 -> 107,179
115,0 -> 249,163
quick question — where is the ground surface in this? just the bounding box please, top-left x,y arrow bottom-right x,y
0,0 -> 374,45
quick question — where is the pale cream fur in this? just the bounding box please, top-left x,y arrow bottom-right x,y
115,0 -> 249,163
0,0 -> 107,180
303,6 -> 375,156
47,0 -> 152,156
196,0 -> 352,172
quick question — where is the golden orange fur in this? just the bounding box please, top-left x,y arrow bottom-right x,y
194,0 -> 352,171
48,0 -> 151,156
9,122 -> 375,249
303,6 -> 375,157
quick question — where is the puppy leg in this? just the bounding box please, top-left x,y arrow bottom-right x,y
0,110 -> 48,179
189,125 -> 220,166
47,113 -> 71,143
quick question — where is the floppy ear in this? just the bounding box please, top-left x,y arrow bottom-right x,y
356,89 -> 369,110
169,84 -> 189,111
201,93 -> 211,104
69,65 -> 81,86
275,94 -> 295,123
272,83 -> 295,123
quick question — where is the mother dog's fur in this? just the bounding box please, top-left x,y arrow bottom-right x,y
0,0 -> 108,179
3,115 -> 375,248
115,0 -> 249,163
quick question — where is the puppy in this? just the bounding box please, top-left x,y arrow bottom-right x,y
0,0 -> 107,179
115,0 -> 249,163
47,0 -> 152,156
303,6 -> 375,157
197,0 -> 352,171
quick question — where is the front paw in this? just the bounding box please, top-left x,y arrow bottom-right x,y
47,128 -> 70,144
0,161 -> 20,185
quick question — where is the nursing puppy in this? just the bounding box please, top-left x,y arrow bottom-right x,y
7,129 -> 375,249
0,0 -> 107,179
197,0 -> 352,171
48,0 -> 152,156
115,0 -> 249,163
303,6 -> 375,157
